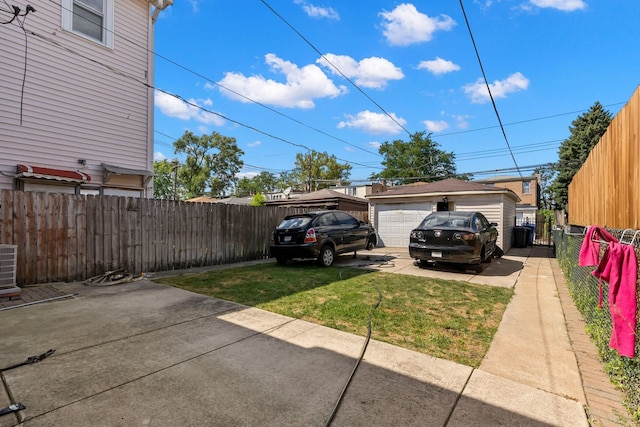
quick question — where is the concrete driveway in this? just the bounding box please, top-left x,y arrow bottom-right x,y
0,252 -> 587,427
332,246 -> 528,288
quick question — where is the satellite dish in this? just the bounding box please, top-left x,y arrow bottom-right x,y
283,187 -> 291,196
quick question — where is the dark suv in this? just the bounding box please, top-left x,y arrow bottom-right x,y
270,210 -> 377,267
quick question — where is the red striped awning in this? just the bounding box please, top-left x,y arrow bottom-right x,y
16,164 -> 91,183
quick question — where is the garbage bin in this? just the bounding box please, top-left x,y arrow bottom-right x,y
513,227 -> 528,248
524,224 -> 535,246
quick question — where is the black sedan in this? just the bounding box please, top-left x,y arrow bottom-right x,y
409,211 -> 498,269
270,210 -> 377,267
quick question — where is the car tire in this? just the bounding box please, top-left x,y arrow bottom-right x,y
317,245 -> 335,267
366,237 -> 376,250
276,256 -> 289,265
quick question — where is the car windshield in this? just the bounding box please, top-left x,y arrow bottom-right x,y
277,216 -> 312,229
419,213 -> 470,229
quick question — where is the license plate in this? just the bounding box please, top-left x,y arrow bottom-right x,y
431,251 -> 442,258
284,236 -> 291,242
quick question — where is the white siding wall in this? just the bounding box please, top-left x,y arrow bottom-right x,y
453,194 -> 514,251
0,0 -> 152,192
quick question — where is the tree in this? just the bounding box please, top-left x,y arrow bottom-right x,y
250,193 -> 267,206
549,102 -> 612,209
173,131 -> 244,198
153,159 -> 180,200
370,132 -> 458,185
535,163 -> 557,210
236,171 -> 279,197
286,150 -> 352,192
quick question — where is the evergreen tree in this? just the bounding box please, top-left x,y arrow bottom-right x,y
550,102 -> 612,208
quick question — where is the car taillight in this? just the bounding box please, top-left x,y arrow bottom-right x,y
304,228 -> 317,243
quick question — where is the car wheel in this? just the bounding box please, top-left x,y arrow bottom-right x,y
317,245 -> 335,267
276,256 -> 289,265
366,237 -> 376,250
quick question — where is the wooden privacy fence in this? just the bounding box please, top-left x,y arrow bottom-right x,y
568,85 -> 640,229
0,190 -> 368,285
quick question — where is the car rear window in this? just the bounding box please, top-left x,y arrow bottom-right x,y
277,216 -> 312,229
419,213 -> 471,228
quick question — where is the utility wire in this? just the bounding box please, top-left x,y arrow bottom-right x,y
458,0 -> 522,178
260,0 -> 412,136
50,0 -> 380,158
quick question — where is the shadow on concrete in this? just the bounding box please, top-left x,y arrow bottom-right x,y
0,280 -> 584,426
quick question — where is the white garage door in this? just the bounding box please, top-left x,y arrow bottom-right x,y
376,202 -> 432,247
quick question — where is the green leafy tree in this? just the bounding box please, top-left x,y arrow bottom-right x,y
173,131 -> 244,198
549,102 -> 612,209
250,193 -> 267,206
535,163 -> 557,210
287,150 -> 352,192
370,132 -> 458,185
236,171 -> 279,196
153,159 -> 181,200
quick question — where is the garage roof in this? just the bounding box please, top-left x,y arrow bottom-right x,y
367,178 -> 520,201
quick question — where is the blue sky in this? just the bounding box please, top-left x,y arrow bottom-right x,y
152,0 -> 640,182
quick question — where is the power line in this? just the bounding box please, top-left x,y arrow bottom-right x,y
53,0 -> 380,159
458,0 -> 522,178
436,102 -> 626,138
259,0 -> 412,136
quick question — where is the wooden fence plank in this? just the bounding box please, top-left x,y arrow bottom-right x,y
35,192 -> 47,283
13,191 -> 26,284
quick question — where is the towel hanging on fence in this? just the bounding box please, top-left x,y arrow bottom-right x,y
579,225 -> 637,358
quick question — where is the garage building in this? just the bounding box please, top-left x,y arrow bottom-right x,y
367,178 -> 520,252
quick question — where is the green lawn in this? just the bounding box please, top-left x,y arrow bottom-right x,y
156,263 -> 513,367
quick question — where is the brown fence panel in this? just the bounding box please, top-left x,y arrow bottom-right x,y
0,190 -> 373,285
568,86 -> 640,229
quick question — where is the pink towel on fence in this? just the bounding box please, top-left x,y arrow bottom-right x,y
578,225 -> 637,358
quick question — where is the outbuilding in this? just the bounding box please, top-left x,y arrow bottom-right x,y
366,178 -> 520,252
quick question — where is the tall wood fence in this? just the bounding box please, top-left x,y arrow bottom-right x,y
568,85 -> 640,229
0,190 -> 368,285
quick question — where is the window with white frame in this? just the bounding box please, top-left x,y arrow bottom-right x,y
522,181 -> 531,194
62,0 -> 114,48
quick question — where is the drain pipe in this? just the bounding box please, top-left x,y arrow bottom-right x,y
150,0 -> 173,23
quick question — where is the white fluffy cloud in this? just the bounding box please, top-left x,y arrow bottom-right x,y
463,72 -> 530,104
423,120 -> 449,132
215,54 -> 347,108
338,110 -> 407,135
417,57 -> 461,75
154,90 -> 225,125
154,152 -> 167,161
317,54 -> 404,89
294,0 -> 339,19
529,0 -> 586,11
379,3 -> 455,46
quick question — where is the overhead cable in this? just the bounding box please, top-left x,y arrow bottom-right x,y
260,0 -> 412,136
458,0 -> 522,178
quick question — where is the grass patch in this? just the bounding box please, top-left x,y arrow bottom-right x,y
157,263 -> 513,367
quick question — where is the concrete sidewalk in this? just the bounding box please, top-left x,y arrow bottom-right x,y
0,248 -> 595,426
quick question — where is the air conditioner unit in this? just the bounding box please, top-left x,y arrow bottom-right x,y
0,244 -> 17,287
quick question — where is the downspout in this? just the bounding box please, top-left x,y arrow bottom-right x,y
150,0 -> 173,24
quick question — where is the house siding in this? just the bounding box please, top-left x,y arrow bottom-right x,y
0,0 -> 153,193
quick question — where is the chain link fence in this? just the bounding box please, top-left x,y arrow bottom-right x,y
555,226 -> 640,422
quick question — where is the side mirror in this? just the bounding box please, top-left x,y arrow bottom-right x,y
490,222 -> 498,227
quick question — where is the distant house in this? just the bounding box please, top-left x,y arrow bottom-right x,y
265,189 -> 369,211
367,178 -> 520,251
474,175 -> 540,224
0,0 -> 172,197
330,183 -> 386,199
